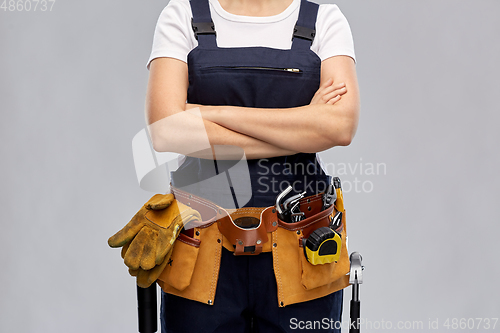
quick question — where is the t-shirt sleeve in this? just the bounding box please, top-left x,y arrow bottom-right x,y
313,4 -> 356,63
146,0 -> 196,69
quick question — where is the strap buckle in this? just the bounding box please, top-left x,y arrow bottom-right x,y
292,24 -> 316,42
191,19 -> 216,40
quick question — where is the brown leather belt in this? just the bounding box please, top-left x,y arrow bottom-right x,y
171,186 -> 336,255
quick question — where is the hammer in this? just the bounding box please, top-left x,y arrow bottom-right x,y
349,252 -> 363,333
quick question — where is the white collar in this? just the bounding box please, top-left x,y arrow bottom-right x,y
209,0 -> 300,23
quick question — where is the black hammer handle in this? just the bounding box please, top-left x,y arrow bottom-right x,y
137,284 -> 157,333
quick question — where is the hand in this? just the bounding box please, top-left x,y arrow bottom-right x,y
309,78 -> 347,105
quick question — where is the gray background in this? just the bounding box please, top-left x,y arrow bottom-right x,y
1,0 -> 499,332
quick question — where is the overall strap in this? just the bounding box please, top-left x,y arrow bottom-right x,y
189,0 -> 217,48
291,0 -> 319,50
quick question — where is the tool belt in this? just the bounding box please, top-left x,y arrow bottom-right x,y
157,185 -> 350,307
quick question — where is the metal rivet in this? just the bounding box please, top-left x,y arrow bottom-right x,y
208,300 -> 212,305
296,230 -> 301,235
307,198 -> 310,203
189,194 -> 192,198
219,209 -> 223,214
256,239 -> 262,245
272,221 -> 277,227
195,231 -> 200,236
307,206 -> 311,211
238,240 -> 243,245
273,243 -> 277,248
272,208 -> 276,213
280,301 -> 284,306
217,239 -> 221,243
187,202 -> 191,206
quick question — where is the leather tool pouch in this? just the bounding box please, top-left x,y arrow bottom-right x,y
270,192 -> 350,306
158,232 -> 201,291
298,210 -> 347,290
157,187 -> 223,305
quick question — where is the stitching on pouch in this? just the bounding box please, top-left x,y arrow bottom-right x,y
231,209 -> 266,216
232,208 -> 266,213
210,229 -> 222,302
273,231 -> 284,304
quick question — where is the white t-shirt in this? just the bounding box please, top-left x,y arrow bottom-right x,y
147,0 -> 355,69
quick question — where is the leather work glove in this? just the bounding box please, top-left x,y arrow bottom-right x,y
108,193 -> 202,287
120,242 -> 174,288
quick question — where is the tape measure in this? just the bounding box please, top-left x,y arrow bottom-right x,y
303,226 -> 342,265
302,178 -> 344,265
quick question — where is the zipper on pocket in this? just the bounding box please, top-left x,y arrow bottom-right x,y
204,66 -> 302,73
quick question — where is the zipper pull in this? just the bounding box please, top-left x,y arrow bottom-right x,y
284,68 -> 301,72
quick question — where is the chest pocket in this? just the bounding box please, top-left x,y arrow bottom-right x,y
187,47 -> 321,108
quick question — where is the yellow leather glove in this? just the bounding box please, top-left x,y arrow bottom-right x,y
108,193 -> 202,286
120,242 -> 174,288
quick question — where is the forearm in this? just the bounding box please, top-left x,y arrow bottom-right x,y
150,107 -> 297,160
198,103 -> 358,153
204,119 -> 298,159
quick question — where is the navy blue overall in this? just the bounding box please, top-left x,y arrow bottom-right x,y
163,0 -> 343,332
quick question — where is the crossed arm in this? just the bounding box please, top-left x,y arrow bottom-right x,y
146,55 -> 359,160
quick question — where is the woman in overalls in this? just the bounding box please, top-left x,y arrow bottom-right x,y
145,0 -> 360,331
